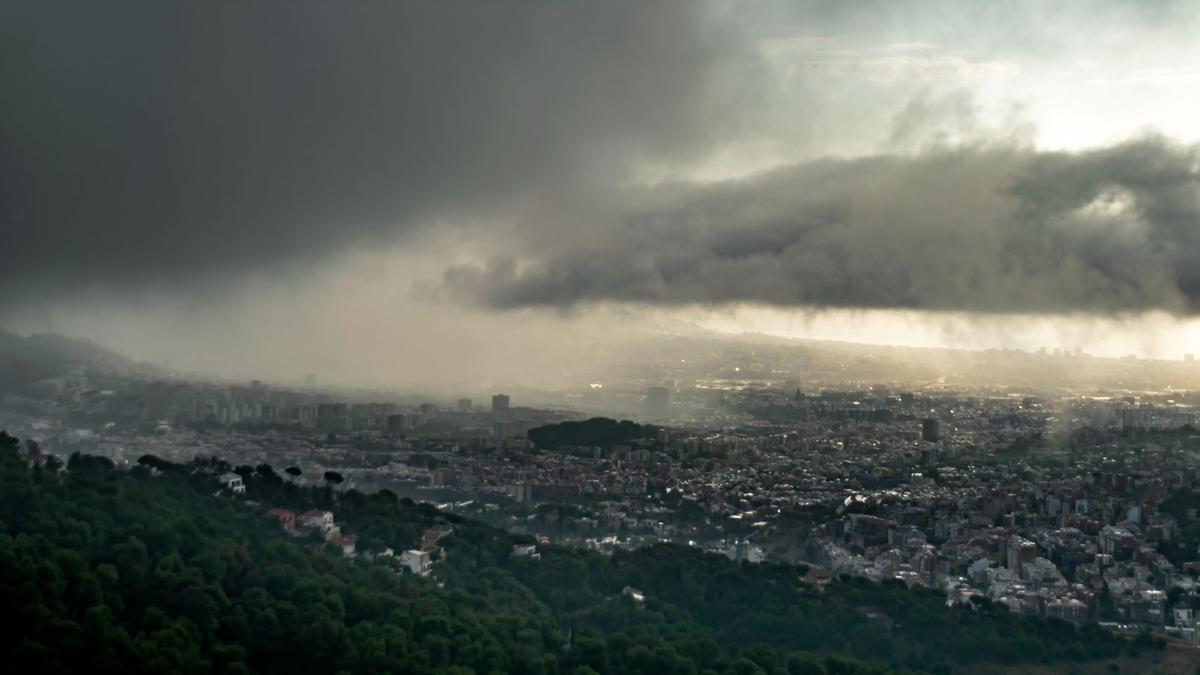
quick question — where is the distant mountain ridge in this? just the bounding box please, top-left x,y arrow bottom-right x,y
0,329 -> 157,391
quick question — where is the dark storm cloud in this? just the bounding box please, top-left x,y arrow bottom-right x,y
8,1 -> 1200,320
0,1 -> 739,305
445,136 -> 1200,314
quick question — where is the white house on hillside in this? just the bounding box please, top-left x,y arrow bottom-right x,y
400,549 -> 432,577
300,510 -> 335,533
218,473 -> 245,494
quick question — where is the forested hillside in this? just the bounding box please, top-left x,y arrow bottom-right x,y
0,433 -> 1124,674
0,330 -> 156,393
528,418 -> 657,450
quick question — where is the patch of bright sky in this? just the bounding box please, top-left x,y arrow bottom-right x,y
677,21 -> 1200,356
688,305 -> 1200,362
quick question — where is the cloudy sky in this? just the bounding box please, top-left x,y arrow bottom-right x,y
4,1 -> 1200,387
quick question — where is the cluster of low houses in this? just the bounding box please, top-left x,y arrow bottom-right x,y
264,505 -> 452,578
206,466 -> 457,577
510,535 -> 551,561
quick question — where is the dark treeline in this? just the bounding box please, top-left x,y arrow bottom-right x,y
0,431 -> 1124,674
528,418 -> 657,450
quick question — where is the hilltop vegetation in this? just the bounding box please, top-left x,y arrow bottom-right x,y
528,418 -> 657,450
0,432 -> 1126,674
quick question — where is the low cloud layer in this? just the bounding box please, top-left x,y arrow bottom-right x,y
446,136 -> 1200,315
5,1 -> 1200,325
0,1 -> 741,307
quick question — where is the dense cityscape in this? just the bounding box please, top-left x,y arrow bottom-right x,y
9,328 -> 1200,661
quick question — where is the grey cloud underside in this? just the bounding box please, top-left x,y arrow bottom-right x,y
0,1 -> 735,305
7,1 -> 1200,319
445,137 -> 1200,314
